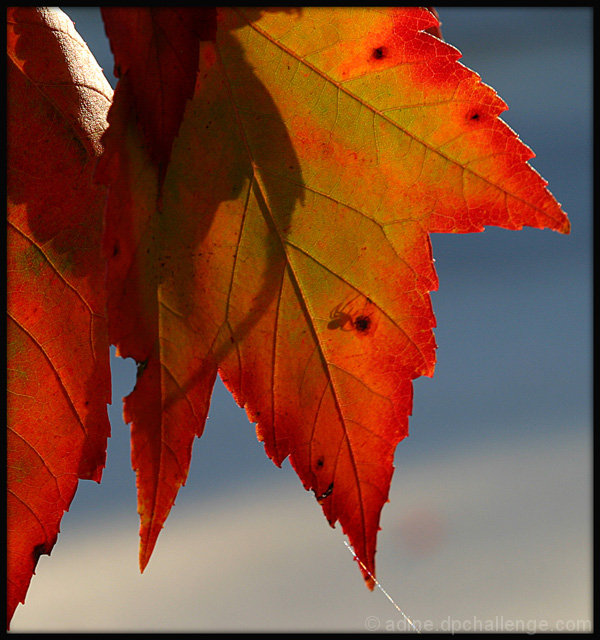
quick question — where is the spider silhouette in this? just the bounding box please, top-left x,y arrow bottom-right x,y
328,294 -> 375,333
328,300 -> 355,331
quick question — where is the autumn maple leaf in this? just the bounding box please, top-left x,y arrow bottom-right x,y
95,6 -> 568,586
6,6 -> 570,628
6,6 -> 112,625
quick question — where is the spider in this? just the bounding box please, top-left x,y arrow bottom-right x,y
328,294 -> 375,334
328,301 -> 355,331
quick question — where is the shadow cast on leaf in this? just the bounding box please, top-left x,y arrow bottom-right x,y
157,10 -> 305,421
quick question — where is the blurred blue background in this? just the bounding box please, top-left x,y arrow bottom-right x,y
11,7 -> 591,632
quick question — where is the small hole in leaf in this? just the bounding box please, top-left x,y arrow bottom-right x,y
372,46 -> 387,60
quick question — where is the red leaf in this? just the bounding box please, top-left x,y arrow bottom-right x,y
95,8 -> 217,568
100,7 -> 216,176
6,7 -> 112,626
95,5 -> 569,591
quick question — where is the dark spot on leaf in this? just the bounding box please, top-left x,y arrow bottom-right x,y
316,456 -> 324,469
112,242 -> 120,257
372,46 -> 387,59
354,315 -> 371,332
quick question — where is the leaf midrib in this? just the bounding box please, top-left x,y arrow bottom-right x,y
216,31 -> 369,547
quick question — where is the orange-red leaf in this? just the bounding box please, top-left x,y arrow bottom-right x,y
99,6 -> 569,585
6,7 -> 112,626
96,10 -> 219,572
100,7 -> 216,175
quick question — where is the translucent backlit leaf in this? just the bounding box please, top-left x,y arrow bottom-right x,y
100,7 -> 216,175
6,7 -> 112,625
98,6 -> 568,585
